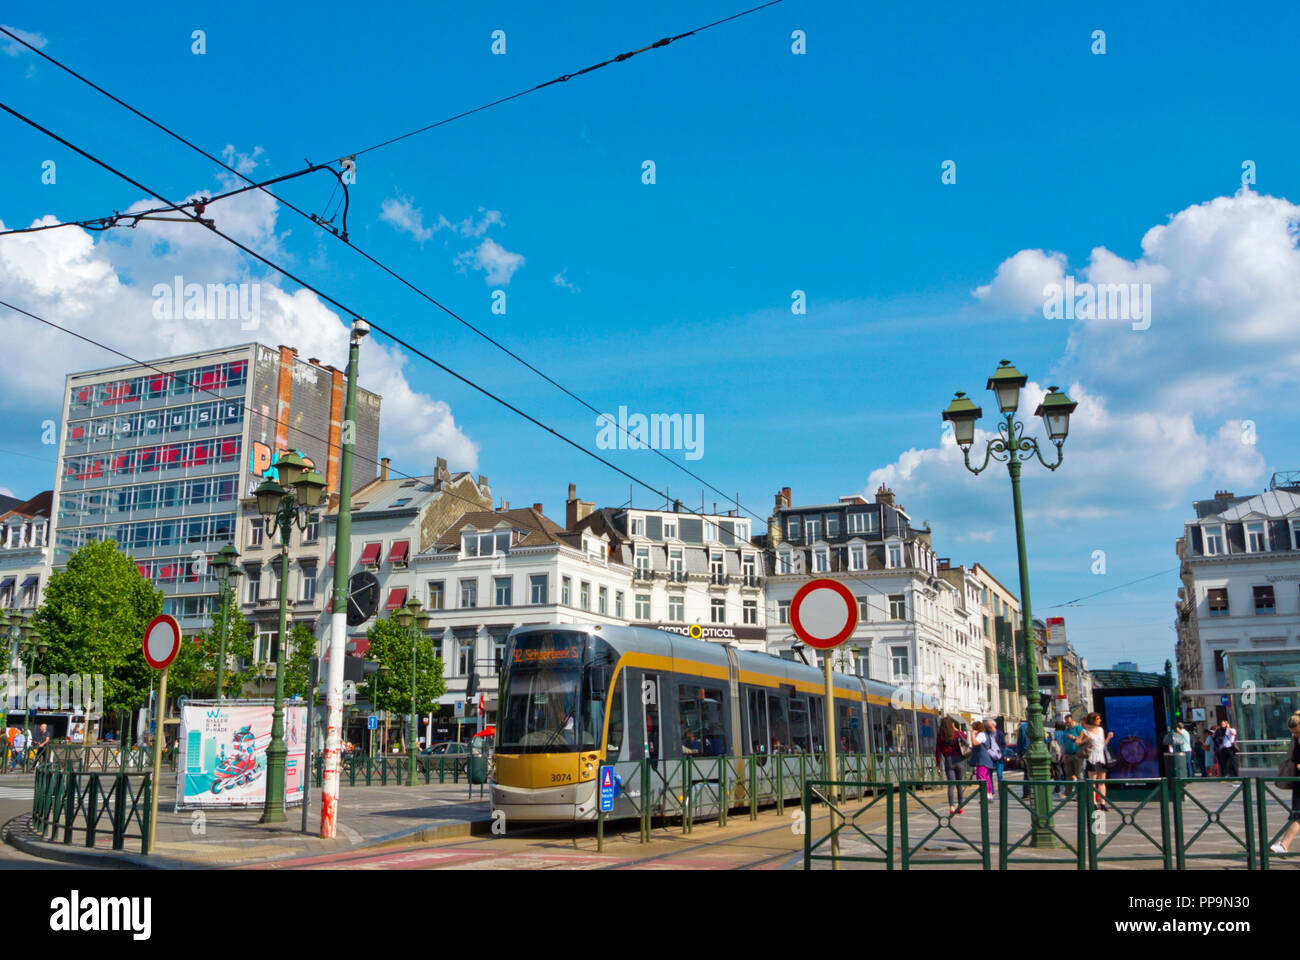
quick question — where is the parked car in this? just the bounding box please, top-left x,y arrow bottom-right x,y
419,741 -> 471,775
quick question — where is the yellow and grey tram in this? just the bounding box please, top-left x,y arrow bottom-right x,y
491,623 -> 941,822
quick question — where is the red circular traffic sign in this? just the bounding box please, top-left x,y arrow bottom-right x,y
790,578 -> 859,650
143,614 -> 182,670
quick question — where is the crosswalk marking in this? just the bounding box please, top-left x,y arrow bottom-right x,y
0,787 -> 34,799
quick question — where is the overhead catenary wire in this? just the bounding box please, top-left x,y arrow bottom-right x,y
0,17 -> 767,522
0,91 -> 965,640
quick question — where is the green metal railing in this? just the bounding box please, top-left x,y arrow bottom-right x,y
900,779 -> 991,869
999,780 -> 1088,869
30,765 -> 153,855
1172,776 -> 1255,869
803,780 -> 894,869
44,743 -> 178,773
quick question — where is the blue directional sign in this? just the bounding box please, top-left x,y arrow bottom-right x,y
1220,695 -> 1231,706
598,765 -> 619,813
367,715 -> 378,730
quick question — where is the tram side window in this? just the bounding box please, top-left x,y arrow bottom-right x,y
869,704 -> 892,752
678,685 -> 727,756
809,696 -> 826,753
788,696 -> 811,753
746,688 -> 768,755
837,703 -> 863,754
605,671 -> 625,758
769,696 -> 791,753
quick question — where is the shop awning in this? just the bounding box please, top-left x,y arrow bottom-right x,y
384,587 -> 408,611
358,542 -> 381,566
386,540 -> 410,564
0,576 -> 15,591
21,575 -> 39,588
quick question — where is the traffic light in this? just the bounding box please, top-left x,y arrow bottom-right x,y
465,670 -> 479,700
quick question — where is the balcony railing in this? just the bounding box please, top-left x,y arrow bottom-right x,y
634,568 -> 655,581
667,571 -> 687,583
709,573 -> 729,585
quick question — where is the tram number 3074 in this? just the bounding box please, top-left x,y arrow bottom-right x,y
551,773 -> 573,783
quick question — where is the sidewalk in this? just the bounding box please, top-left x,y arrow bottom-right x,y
5,778 -> 493,869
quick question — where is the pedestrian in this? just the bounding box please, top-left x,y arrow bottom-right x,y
970,720 -> 995,799
1217,720 -> 1239,776
1061,714 -> 1085,795
1204,730 -> 1218,776
1050,720 -> 1067,793
1016,718 -> 1030,769
1191,729 -> 1207,777
986,718 -> 1006,789
935,716 -> 969,815
1269,711 -> 1300,856
1166,721 -> 1192,777
1077,711 -> 1113,811
33,723 -> 50,760
10,728 -> 25,770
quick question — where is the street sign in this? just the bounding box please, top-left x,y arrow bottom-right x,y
789,578 -> 858,650
142,614 -> 182,670
1045,616 -> 1068,659
598,765 -> 619,813
1220,695 -> 1231,706
367,715 -> 377,730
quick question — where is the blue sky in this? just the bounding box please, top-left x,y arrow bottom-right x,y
3,1 -> 1299,673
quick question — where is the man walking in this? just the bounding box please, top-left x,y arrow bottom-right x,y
1062,714 -> 1085,795
1166,721 -> 1192,777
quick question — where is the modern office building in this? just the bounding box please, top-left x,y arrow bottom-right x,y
1175,473 -> 1300,743
53,343 -> 381,635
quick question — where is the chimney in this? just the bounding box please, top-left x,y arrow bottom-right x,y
781,487 -> 792,507
532,503 -> 543,514
307,357 -> 321,366
937,557 -> 950,570
478,475 -> 489,488
433,456 -> 448,490
875,484 -> 895,506
1214,490 -> 1234,500
673,499 -> 682,513
565,483 -> 594,529
379,457 -> 390,481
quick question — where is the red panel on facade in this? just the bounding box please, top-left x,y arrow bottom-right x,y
386,540 -> 410,564
358,542 -> 381,566
385,587 -> 407,611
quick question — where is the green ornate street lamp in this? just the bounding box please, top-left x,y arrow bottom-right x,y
254,451 -> 326,824
393,597 -> 431,786
209,542 -> 242,699
943,361 -> 1077,847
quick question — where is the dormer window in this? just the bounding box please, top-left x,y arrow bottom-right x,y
778,549 -> 793,574
1204,524 -> 1225,556
813,547 -> 829,572
786,516 -> 800,540
887,542 -> 903,569
631,517 -> 645,537
849,544 -> 865,571
1291,519 -> 1300,550
1246,521 -> 1268,553
664,520 -> 678,540
805,518 -> 821,541
826,514 -> 839,538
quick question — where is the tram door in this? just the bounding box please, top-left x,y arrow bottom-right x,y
642,672 -> 661,768
746,688 -> 768,757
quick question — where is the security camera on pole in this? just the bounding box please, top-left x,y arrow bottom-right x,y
789,578 -> 858,870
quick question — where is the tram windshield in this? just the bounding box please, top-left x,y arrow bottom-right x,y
499,631 -> 617,754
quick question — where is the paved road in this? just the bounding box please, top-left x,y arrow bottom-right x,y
0,785 -> 108,869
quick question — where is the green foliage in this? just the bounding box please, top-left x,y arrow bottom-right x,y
168,584 -> 256,699
283,623 -> 318,701
365,615 -> 445,716
32,540 -> 163,714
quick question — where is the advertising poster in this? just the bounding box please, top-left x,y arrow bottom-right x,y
1098,693 -> 1161,780
175,700 -> 307,809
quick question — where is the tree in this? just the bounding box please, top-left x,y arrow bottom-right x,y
167,584 -> 256,699
32,540 -> 164,734
365,614 -> 445,719
283,623 -> 318,701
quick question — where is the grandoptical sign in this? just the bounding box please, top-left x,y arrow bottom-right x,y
650,624 -> 767,643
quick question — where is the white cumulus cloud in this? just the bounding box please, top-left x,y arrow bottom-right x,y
457,237 -> 525,286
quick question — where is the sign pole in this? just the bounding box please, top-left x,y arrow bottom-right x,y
822,653 -> 839,870
147,665 -> 169,854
